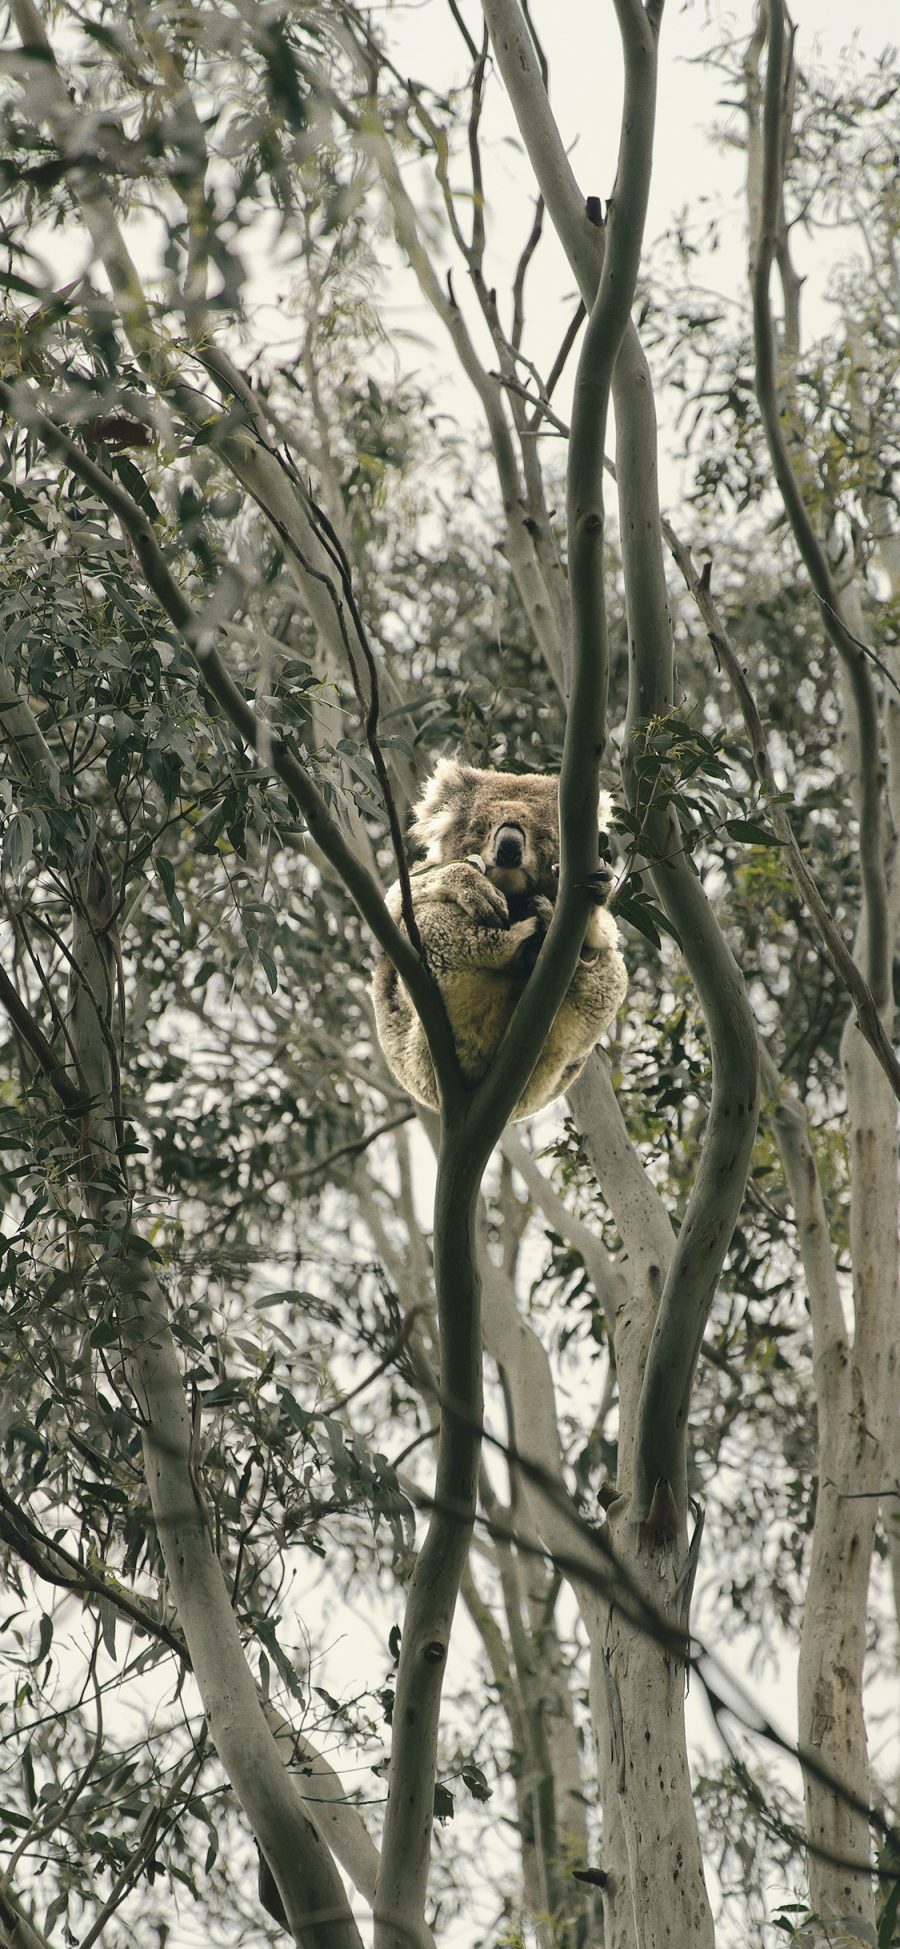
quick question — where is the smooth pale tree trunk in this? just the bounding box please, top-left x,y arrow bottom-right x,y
600,1513 -> 715,1949
68,859 -> 365,1949
743,7 -> 899,1934
798,1022 -> 898,1938
798,1482 -> 878,1931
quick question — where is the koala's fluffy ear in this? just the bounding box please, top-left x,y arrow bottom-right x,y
410,756 -> 476,862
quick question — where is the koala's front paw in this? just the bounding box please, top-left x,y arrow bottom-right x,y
507,909 -> 546,974
461,868 -> 510,926
530,896 -> 555,935
511,895 -> 554,976
426,861 -> 510,926
584,904 -> 619,955
584,863 -> 615,906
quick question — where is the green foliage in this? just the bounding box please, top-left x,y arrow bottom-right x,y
0,9 -> 897,1948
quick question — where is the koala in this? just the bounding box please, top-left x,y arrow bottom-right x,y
372,758 -> 627,1122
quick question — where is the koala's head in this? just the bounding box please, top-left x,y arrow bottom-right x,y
410,758 -> 613,904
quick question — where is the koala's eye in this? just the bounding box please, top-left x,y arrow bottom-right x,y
598,830 -> 611,857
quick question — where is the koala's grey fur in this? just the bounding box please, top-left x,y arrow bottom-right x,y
372,758 -> 628,1122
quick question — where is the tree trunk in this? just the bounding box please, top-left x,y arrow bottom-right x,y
798,1025 -> 898,1939
603,1514 -> 715,1949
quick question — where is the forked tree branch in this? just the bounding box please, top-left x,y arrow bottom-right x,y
373,7 -> 661,1943
482,0 -> 761,1531
459,0 -> 662,1155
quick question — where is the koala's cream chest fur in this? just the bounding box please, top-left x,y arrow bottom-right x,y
372,759 -> 627,1122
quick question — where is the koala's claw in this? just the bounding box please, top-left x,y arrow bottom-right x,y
531,896 -> 555,928
450,863 -> 508,925
407,859 -> 509,926
584,865 -> 615,905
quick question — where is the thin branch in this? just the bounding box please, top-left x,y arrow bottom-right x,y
0,1483 -> 187,1660
752,0 -> 891,1008
293,1112 -> 415,1185
0,962 -> 83,1113
76,1737 -> 208,1949
183,358 -> 422,956
662,528 -> 900,1103
318,1317 -> 419,1417
0,376 -> 460,1103
445,0 -> 479,62
538,300 -> 587,412
511,193 -> 544,352
467,25 -> 489,265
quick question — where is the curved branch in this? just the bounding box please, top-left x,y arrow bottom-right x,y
457,0 -> 661,1156
752,0 -> 891,1008
616,318 -> 760,1521
0,963 -> 83,1114
375,7 -> 661,1940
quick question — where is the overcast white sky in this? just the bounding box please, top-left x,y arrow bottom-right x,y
331,0 -> 897,493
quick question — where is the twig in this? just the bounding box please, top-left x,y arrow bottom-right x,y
293,1112 -> 415,1184
0,376 -> 459,1098
0,1482 -> 188,1659
752,0 -> 891,1007
662,526 -> 900,1104
191,358 -> 422,957
0,962 -> 83,1114
76,1735 -> 209,1949
319,1316 -> 419,1418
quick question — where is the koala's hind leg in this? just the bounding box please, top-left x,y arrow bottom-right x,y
513,940 -> 628,1119
583,868 -> 619,954
372,894 -> 542,1110
400,888 -> 541,978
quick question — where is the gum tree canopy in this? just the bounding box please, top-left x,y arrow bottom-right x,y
0,3 -> 898,1947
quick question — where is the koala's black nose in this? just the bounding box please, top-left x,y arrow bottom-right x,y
493,823 -> 525,868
